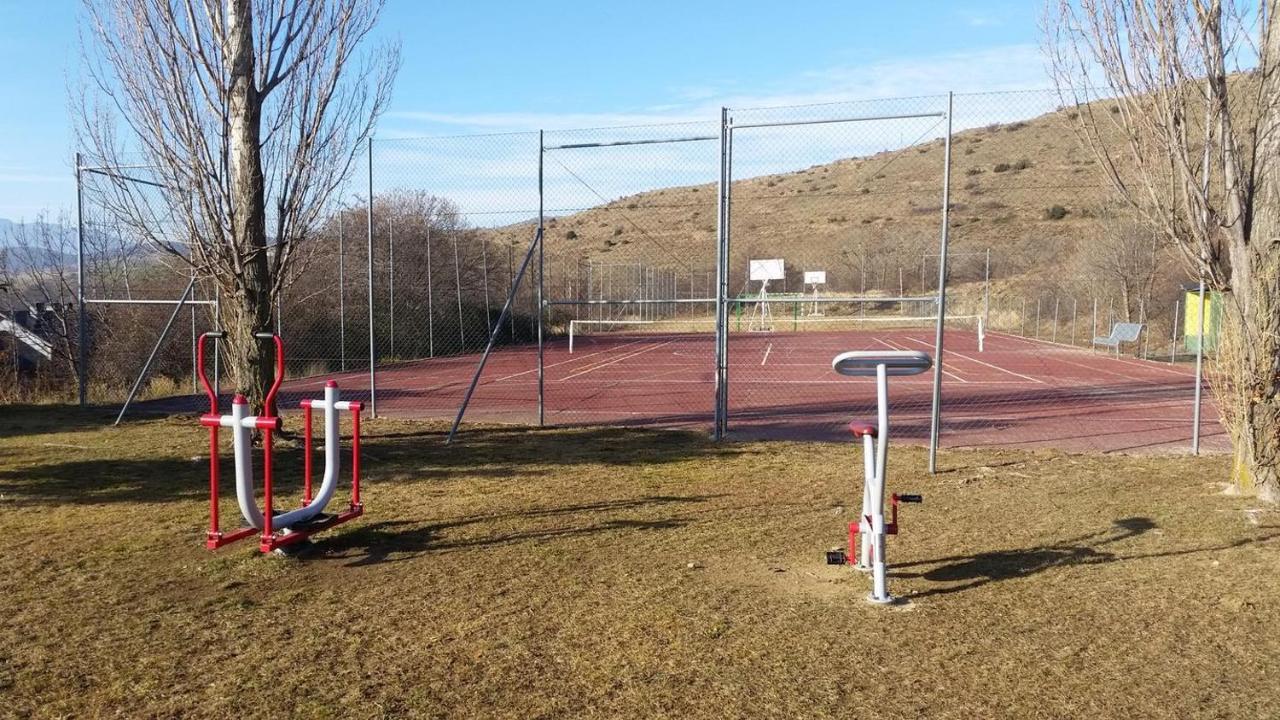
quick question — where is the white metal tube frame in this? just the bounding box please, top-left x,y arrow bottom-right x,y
199,331 -> 364,553
830,350 -> 931,604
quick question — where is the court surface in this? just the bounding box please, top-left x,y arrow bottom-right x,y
267,326 -> 1226,454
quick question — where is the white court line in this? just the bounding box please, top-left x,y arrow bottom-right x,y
1011,347 -> 1183,384
874,336 -> 968,383
902,335 -> 1046,384
761,343 -> 773,366
561,340 -> 676,381
988,332 -> 1196,378
491,338 -> 650,383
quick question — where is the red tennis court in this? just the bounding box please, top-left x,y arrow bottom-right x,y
275,324 -> 1226,454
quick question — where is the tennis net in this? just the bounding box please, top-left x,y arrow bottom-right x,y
566,314 -> 984,353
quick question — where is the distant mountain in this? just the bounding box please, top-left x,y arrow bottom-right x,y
0,218 -> 77,270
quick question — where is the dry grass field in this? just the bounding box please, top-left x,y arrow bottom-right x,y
2,407 -> 1278,719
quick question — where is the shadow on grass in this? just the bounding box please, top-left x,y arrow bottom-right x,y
0,404 -> 119,440
314,494 -> 718,567
0,423 -> 730,507
896,517 -> 1280,597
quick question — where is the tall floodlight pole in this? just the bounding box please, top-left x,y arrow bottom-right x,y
927,92 -> 954,474
75,152 -> 87,407
366,139 -> 377,416
713,108 -> 729,440
537,130 -> 546,427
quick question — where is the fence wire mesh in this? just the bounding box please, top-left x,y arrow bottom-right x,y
55,89 -> 1222,454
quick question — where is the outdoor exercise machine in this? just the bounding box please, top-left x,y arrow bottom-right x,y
826,350 -> 930,604
197,331 -> 365,553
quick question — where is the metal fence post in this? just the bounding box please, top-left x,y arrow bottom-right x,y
366,138 -> 377,416
452,230 -> 465,351
927,92 -> 954,474
538,130 -> 546,427
75,152 -> 88,407
1193,279 -> 1206,454
713,107 -> 729,440
426,222 -> 435,357
1053,296 -> 1060,344
388,217 -> 395,359
338,211 -> 346,372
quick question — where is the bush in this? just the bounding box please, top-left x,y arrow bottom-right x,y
1044,205 -> 1069,220
993,163 -> 1012,173
1013,158 -> 1033,171
565,230 -> 578,240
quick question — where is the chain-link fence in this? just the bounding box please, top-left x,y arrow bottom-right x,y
61,89 -> 1221,456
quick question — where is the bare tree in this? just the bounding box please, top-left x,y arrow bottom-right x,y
1045,0 -> 1280,500
77,0 -> 399,410
0,216 -> 82,399
1087,214 -> 1164,323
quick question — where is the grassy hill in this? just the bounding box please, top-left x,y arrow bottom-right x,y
485,104 -> 1139,317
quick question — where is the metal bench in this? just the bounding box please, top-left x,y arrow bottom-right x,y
1092,322 -> 1144,355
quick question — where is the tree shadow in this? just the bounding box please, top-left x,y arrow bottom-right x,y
311,494 -> 716,567
894,517 -> 1278,598
0,404 -> 119,440
0,421 -> 733,507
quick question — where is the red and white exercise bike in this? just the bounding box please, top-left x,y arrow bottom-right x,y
197,331 -> 365,553
827,350 -> 930,604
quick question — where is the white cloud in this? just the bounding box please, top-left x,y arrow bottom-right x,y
371,45 -> 1061,226
383,44 -> 1053,137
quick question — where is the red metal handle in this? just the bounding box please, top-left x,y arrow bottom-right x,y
196,331 -> 225,414
254,332 -> 285,416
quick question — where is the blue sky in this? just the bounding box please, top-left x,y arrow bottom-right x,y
0,1 -> 1049,221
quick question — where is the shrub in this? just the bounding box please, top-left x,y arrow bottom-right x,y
1013,158 -> 1033,171
965,167 -> 984,176
1044,205 -> 1069,220
565,230 -> 578,240
613,227 -> 624,236
993,163 -> 1012,173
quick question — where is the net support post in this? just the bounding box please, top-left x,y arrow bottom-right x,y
927,93 -> 954,474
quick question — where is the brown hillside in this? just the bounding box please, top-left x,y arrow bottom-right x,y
486,105 -> 1128,310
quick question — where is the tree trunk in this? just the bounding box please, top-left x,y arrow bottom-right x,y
1220,238 -> 1280,502
224,0 -> 274,413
